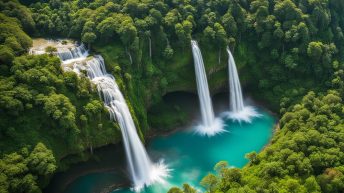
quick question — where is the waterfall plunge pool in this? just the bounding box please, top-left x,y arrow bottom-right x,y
57,109 -> 276,193
30,39 -> 276,193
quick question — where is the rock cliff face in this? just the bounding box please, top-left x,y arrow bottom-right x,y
91,42 -> 253,136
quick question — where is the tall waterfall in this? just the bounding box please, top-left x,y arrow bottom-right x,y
227,48 -> 244,112
226,47 -> 259,122
30,40 -> 169,191
191,40 -> 223,136
85,56 -> 169,191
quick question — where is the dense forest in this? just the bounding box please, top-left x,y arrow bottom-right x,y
0,0 -> 343,192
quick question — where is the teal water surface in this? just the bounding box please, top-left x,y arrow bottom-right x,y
65,109 -> 275,193
65,172 -> 122,193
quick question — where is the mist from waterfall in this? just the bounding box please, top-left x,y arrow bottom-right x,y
85,56 -> 169,191
191,40 -> 223,136
226,47 -> 260,122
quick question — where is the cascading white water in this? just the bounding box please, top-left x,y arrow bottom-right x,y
226,47 -> 260,122
30,40 -> 169,191
191,40 -> 215,126
29,40 -> 88,64
227,47 -> 244,112
57,44 -> 88,63
191,40 -> 223,136
85,56 -> 169,191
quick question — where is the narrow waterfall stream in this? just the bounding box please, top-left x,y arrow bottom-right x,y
191,40 -> 223,136
83,56 -> 169,191
227,47 -> 244,112
226,47 -> 260,122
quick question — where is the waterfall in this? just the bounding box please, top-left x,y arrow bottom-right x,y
28,40 -> 87,62
85,56 -> 169,191
227,47 -> 244,112
226,47 -> 260,122
57,44 -> 88,63
191,40 -> 223,136
30,40 -> 169,191
191,40 -> 215,126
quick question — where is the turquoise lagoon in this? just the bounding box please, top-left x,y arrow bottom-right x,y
63,109 -> 275,193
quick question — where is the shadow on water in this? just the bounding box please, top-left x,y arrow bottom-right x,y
44,144 -> 129,193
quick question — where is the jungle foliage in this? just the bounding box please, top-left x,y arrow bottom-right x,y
0,0 -> 344,192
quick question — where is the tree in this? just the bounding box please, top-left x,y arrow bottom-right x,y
175,20 -> 193,48
45,46 -> 57,56
214,23 -> 227,64
0,152 -> 37,193
246,151 -> 259,165
163,45 -> 173,59
0,45 -> 14,65
96,17 -> 117,40
200,173 -> 218,192
4,36 -> 23,54
223,168 -> 242,184
0,0 -> 36,33
0,142 -> 58,193
164,9 -> 180,33
38,94 -> 77,130
317,168 -> 344,193
63,71 -> 78,88
274,0 -> 303,25
0,173 -> 9,193
279,178 -> 307,193
84,100 -> 103,119
182,184 -> 196,193
222,12 -> 237,37
118,17 -> 137,47
27,143 -> 56,176
82,32 -> 96,49
304,176 -> 321,193
203,26 -> 215,42
168,187 -> 183,193
307,41 -> 323,61
214,161 -> 228,176
82,21 -> 97,49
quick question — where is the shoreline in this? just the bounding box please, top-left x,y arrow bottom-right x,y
262,122 -> 280,150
